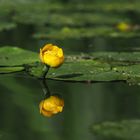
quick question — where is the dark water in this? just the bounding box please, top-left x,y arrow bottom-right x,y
0,25 -> 140,140
1,74 -> 140,140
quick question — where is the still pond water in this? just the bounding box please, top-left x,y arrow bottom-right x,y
1,74 -> 140,140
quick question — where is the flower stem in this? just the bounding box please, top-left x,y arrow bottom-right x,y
40,65 -> 51,98
43,65 -> 50,79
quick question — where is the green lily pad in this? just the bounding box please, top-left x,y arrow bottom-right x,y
1,47 -> 140,85
0,66 -> 24,74
28,58 -> 140,85
0,46 -> 39,66
0,46 -> 39,73
33,26 -> 140,40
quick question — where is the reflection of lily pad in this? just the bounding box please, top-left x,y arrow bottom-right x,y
92,120 -> 140,140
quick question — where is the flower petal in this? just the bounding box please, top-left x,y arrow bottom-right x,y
42,44 -> 53,52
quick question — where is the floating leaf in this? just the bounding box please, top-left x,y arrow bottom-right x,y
13,12 -> 130,26
8,2 -> 140,13
0,2 -> 139,28
92,120 -> 140,140
33,26 -> 140,39
28,56 -> 140,85
0,66 -> 24,74
0,47 -> 140,85
28,60 -> 114,80
27,52 -> 140,85
91,52 -> 140,62
0,46 -> 39,66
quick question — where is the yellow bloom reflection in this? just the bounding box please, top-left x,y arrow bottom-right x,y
39,96 -> 64,117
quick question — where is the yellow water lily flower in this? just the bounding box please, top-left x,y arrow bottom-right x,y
40,44 -> 64,68
39,95 -> 64,117
116,22 -> 130,32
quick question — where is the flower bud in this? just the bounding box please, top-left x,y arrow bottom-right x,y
40,44 -> 64,68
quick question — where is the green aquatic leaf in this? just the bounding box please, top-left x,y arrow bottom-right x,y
28,57 -> 140,85
48,62 -> 140,85
4,1 -> 140,14
13,11 -> 129,26
0,2 -> 137,28
28,60 -> 115,81
91,52 -> 140,62
27,52 -> 140,84
92,120 -> 140,140
0,46 -> 39,66
33,26 -> 140,39
0,66 -> 24,74
0,47 -> 140,85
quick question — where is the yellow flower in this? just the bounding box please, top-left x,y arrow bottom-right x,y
39,96 -> 64,117
116,22 -> 130,32
40,44 -> 64,68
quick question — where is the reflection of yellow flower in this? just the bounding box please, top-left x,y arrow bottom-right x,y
40,44 -> 64,68
116,22 -> 130,32
39,96 -> 64,117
